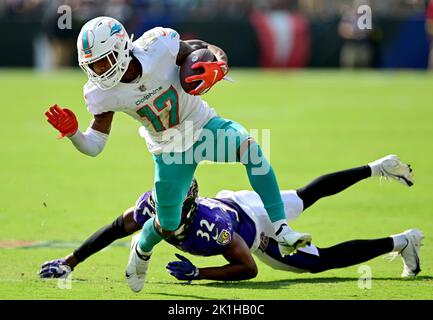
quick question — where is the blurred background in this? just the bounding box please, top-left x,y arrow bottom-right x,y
1,0 -> 432,70
1,1 -> 433,300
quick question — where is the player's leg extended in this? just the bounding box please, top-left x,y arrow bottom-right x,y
255,229 -> 423,277
296,155 -> 414,210
240,138 -> 285,223
137,155 -> 197,253
312,229 -> 423,277
296,166 -> 371,210
254,237 -> 321,273
127,155 -> 197,292
255,236 -> 393,274
200,117 -> 311,255
199,117 -> 286,223
237,132 -> 311,254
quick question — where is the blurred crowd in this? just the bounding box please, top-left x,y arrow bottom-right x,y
0,0 -> 428,20
1,0 -> 431,69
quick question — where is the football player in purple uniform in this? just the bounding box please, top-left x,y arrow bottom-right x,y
39,154 -> 423,285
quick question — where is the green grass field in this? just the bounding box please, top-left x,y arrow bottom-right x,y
0,69 -> 432,300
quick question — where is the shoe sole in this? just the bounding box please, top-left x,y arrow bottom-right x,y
279,234 -> 312,256
382,157 -> 414,187
125,236 -> 145,292
401,230 -> 423,278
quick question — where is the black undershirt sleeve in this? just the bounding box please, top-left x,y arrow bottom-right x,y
73,215 -> 131,263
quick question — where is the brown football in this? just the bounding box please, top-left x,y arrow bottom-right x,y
179,48 -> 216,93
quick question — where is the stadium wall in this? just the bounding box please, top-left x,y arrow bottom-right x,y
0,13 -> 429,69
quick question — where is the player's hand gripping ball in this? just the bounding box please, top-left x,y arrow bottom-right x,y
179,48 -> 229,96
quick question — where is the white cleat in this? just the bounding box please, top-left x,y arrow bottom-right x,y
275,225 -> 312,256
125,234 -> 151,293
391,229 -> 424,278
370,154 -> 414,187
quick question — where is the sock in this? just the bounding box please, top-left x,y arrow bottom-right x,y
138,216 -> 163,253
242,143 -> 285,223
73,215 -> 129,263
368,160 -> 382,177
391,234 -> 409,252
312,238 -> 394,273
296,165 -> 371,210
136,244 -> 152,259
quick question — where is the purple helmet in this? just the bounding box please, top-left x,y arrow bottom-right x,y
133,178 -> 199,227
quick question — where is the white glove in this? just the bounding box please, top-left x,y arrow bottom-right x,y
273,220 -> 312,256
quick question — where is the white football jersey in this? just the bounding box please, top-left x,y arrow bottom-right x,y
216,189 -> 320,274
83,27 -> 217,154
216,189 -> 319,257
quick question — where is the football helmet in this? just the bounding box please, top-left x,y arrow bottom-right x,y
77,16 -> 133,90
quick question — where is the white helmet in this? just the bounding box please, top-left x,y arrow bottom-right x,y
77,17 -> 133,90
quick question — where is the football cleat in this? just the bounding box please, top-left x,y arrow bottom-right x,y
369,154 -> 414,187
275,224 -> 312,256
125,234 -> 151,293
390,229 -> 424,278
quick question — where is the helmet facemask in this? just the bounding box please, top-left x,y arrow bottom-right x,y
77,17 -> 134,90
79,38 -> 132,90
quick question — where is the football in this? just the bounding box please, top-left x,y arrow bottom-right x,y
179,48 -> 216,93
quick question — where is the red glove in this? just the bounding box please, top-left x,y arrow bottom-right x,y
45,105 -> 78,139
185,61 -> 229,95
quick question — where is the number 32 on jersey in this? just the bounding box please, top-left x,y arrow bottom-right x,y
136,86 -> 180,132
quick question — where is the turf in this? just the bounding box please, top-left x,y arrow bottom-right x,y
0,69 -> 432,299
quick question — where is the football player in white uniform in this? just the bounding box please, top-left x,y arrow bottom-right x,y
44,17 -> 311,292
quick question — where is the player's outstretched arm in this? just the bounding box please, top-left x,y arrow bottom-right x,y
167,233 -> 258,281
68,111 -> 114,157
39,208 -> 140,278
45,105 -> 114,157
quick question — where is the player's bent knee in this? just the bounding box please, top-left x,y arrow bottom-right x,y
238,137 -> 260,164
238,138 -> 268,168
157,213 -> 182,232
238,139 -> 272,175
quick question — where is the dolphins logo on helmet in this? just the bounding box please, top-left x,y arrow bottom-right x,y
77,17 -> 133,90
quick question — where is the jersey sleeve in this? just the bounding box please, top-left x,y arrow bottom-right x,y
133,191 -> 156,227
155,27 -> 180,57
83,81 -> 120,115
135,27 -> 180,57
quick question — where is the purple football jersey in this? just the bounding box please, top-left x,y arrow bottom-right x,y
215,198 -> 256,249
167,198 -> 235,256
167,198 -> 257,256
133,191 -> 155,226
133,193 -> 257,256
